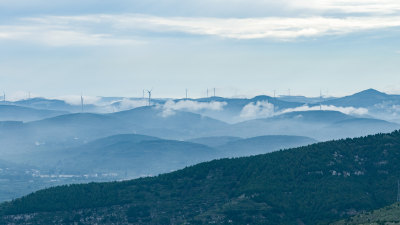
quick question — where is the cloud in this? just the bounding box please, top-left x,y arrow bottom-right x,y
160,100 -> 227,117
288,0 -> 400,15
240,101 -> 275,119
1,0 -> 399,17
1,13 -> 400,45
0,24 -> 142,47
373,102 -> 400,114
280,105 -> 368,115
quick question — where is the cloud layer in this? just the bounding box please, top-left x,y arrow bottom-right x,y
1,12 -> 400,46
280,105 -> 369,116
160,100 -> 227,117
240,101 -> 275,119
239,101 -> 369,120
1,0 -> 399,16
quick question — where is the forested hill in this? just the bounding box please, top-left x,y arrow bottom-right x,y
2,131 -> 400,224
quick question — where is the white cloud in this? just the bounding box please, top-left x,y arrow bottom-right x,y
280,105 -> 368,115
51,14 -> 400,40
0,24 -> 142,46
1,13 -> 400,45
240,101 -> 275,119
2,0 -> 399,16
288,0 -> 400,14
160,100 -> 227,117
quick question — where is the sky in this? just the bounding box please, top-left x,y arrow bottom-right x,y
0,0 -> 400,99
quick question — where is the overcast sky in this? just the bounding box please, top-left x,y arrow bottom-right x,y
1,0 -> 400,99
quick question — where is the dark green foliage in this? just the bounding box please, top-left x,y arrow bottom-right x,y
127,205 -> 151,223
333,202 -> 400,225
2,131 -> 400,224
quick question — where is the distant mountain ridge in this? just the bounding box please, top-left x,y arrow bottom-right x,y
319,89 -> 400,108
228,110 -> 400,140
21,133 -> 316,178
44,134 -> 219,176
1,108 -> 398,159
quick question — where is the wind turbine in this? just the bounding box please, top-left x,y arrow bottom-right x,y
3,92 -> 5,103
213,88 -> 216,97
146,89 -> 152,106
185,89 -> 188,99
207,88 -> 209,98
319,89 -> 322,111
81,93 -> 84,112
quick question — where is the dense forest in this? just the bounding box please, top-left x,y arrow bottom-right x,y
2,131 -> 400,224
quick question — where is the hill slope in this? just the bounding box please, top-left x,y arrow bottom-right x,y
0,108 -> 228,157
109,106 -> 229,139
186,136 -> 243,147
2,131 -> 400,224
0,105 -> 67,122
217,135 -> 317,157
333,202 -> 400,225
45,134 -> 220,177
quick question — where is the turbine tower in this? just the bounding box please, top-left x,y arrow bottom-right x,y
186,89 -> 188,99
146,89 -> 152,106
319,89 -> 322,111
213,88 -> 216,97
207,88 -> 209,98
81,94 -> 84,112
3,92 -> 5,103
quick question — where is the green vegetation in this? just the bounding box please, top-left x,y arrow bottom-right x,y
2,131 -> 400,224
333,203 -> 400,225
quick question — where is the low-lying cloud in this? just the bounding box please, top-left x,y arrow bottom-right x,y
239,102 -> 368,120
160,100 -> 227,117
280,105 -> 369,115
240,101 -> 275,119
0,24 -> 141,46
